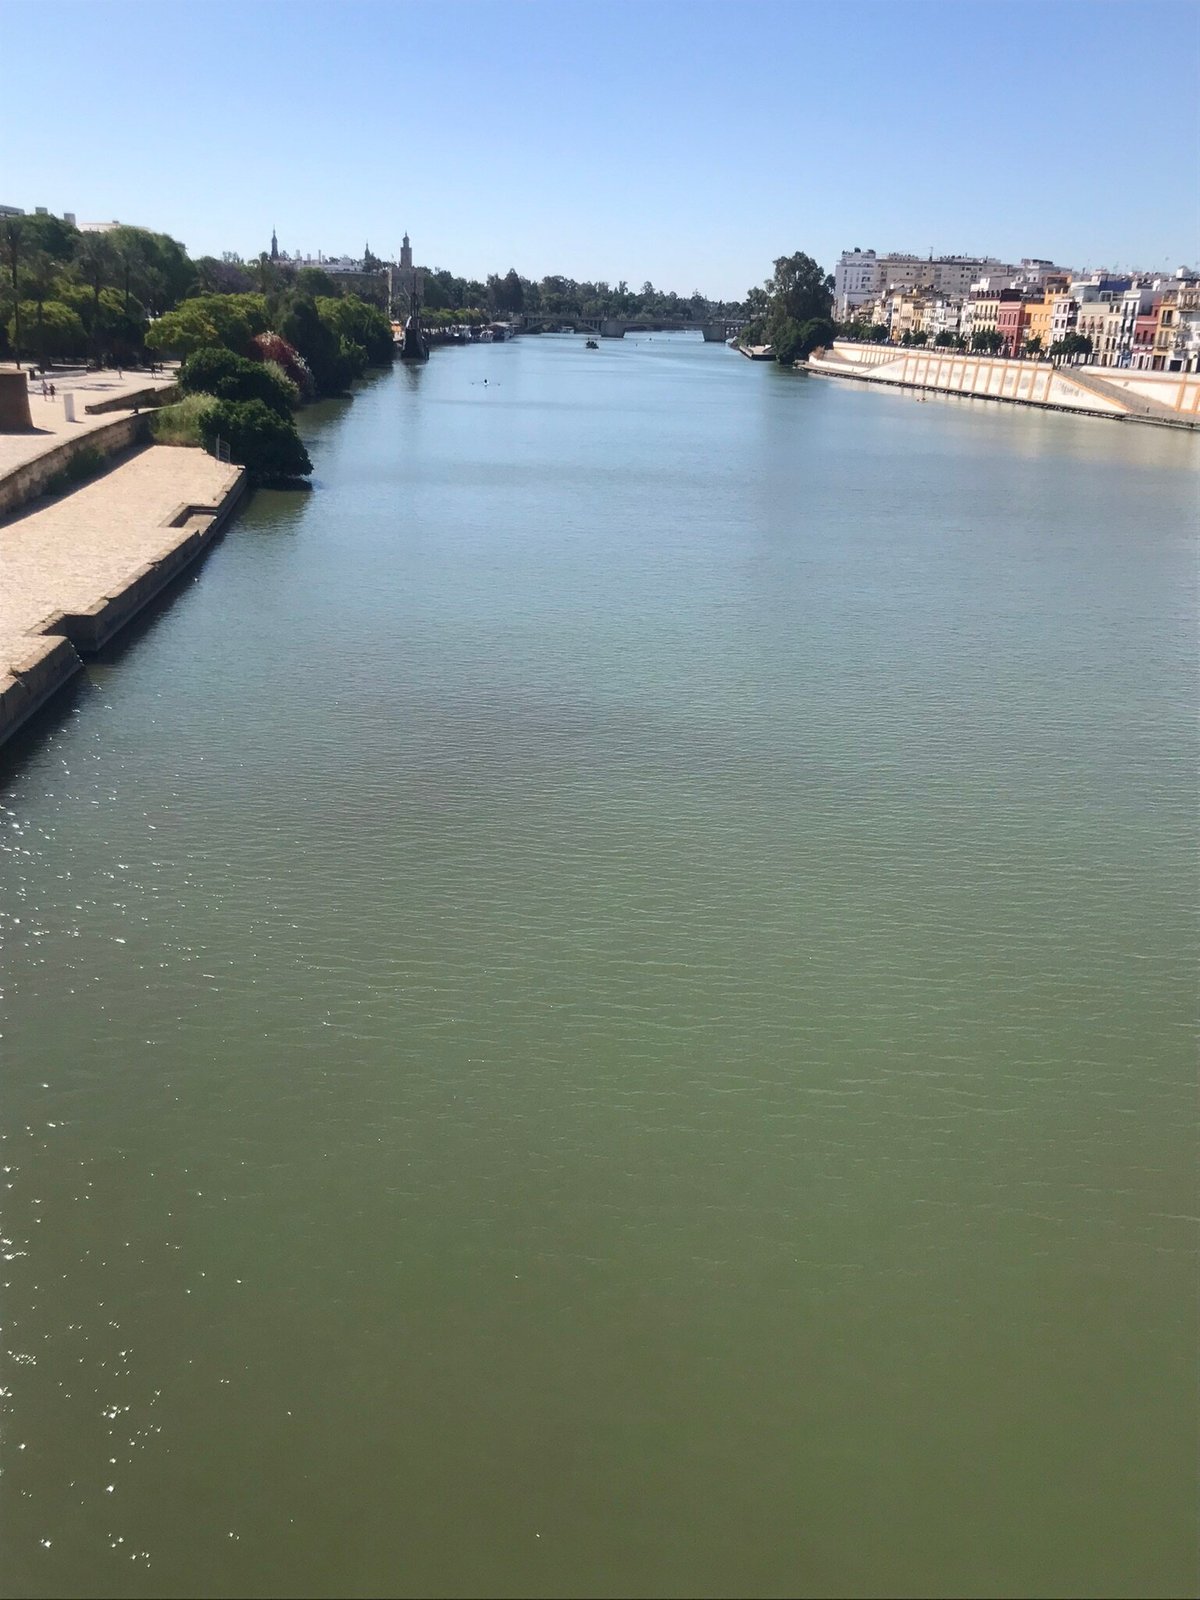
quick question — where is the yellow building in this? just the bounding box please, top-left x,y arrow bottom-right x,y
891,291 -> 930,342
1024,293 -> 1055,352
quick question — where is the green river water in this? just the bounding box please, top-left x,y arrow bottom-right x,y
1,336 -> 1196,1598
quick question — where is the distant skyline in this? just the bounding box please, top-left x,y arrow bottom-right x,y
4,0 -> 1198,297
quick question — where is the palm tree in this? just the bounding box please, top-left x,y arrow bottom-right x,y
75,232 -> 116,363
21,250 -> 59,370
3,217 -> 24,365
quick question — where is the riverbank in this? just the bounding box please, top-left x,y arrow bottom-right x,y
807,341 -> 1200,429
0,445 -> 244,746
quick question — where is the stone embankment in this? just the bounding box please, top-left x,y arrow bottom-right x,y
0,445 -> 245,747
806,342 -> 1200,430
0,367 -> 180,520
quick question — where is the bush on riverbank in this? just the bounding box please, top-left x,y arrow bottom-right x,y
252,333 -> 315,401
199,398 -> 312,482
179,347 -> 297,418
149,392 -> 219,447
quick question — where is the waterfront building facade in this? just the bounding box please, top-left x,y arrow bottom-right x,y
836,244 -> 1199,371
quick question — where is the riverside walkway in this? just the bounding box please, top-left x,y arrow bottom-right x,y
0,444 -> 243,745
0,367 -> 177,479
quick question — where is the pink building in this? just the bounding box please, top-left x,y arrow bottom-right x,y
1131,302 -> 1160,370
996,298 -> 1027,358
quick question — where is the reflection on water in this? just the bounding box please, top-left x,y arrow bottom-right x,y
1,337 -> 1196,1599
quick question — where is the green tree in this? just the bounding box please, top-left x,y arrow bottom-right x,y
767,252 -> 832,325
179,347 -> 296,417
971,329 -> 1004,354
105,226 -> 193,313
6,300 -> 86,361
19,211 -> 79,264
296,267 -> 340,299
200,398 -> 312,482
279,293 -> 354,393
94,286 -> 147,360
933,330 -> 960,348
1025,334 -> 1044,358
146,294 -> 264,358
19,250 -> 60,367
3,218 -> 24,362
496,268 -> 524,314
72,228 -> 117,353
315,294 -> 393,366
194,256 -> 255,295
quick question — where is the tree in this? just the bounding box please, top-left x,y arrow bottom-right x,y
6,300 -> 86,361
1025,334 -> 1043,358
314,294 -> 393,365
933,330 -> 960,348
497,268 -> 524,314
295,266 -> 340,299
179,347 -> 297,417
194,255 -> 255,295
971,329 -> 1004,354
199,398 -> 312,482
19,211 -> 78,264
767,252 -> 833,329
19,250 -> 59,366
279,293 -> 354,393
146,294 -> 261,358
106,227 -> 193,313
3,218 -> 24,362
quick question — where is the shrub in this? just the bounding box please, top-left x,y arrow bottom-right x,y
199,398 -> 312,482
252,332 -> 314,400
149,392 -> 219,447
179,346 -> 295,417
45,446 -> 106,495
261,359 -> 300,411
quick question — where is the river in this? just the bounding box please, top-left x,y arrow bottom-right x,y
1,334 -> 1196,1598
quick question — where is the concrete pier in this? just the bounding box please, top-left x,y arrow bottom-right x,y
0,446 -> 245,747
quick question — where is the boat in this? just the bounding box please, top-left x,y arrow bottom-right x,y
585,338 -> 599,350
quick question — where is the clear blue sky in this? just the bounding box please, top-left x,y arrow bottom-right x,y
4,0 -> 1198,297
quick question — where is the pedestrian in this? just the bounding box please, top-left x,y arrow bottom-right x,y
41,378 -> 48,399
49,382 -> 56,399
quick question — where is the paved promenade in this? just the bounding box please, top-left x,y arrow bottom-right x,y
0,365 -> 178,478
0,445 -> 242,743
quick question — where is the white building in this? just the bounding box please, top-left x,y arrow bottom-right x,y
835,248 -> 1035,317
925,296 -> 965,342
833,249 -> 880,318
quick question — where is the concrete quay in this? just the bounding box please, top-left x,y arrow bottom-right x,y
0,445 -> 245,747
0,366 -> 180,521
0,367 -> 178,476
807,342 -> 1200,429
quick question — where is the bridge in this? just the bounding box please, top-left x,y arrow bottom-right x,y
515,313 -> 747,343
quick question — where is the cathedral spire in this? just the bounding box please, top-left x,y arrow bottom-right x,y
270,226 -> 278,263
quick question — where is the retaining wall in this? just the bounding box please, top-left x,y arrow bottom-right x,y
0,461 -> 247,749
810,343 -> 1200,427
0,413 -> 149,522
